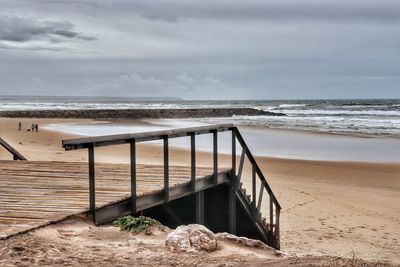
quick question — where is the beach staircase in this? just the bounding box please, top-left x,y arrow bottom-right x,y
62,124 -> 281,249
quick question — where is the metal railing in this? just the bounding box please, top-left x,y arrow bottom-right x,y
62,124 -> 281,246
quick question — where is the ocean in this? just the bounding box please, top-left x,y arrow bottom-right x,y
1,97 -> 399,138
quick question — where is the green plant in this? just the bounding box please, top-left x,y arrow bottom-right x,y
112,215 -> 159,233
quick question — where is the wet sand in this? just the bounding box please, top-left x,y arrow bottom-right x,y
1,118 -> 399,265
44,118 -> 400,162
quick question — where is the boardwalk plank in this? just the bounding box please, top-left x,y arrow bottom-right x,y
0,160 -> 218,239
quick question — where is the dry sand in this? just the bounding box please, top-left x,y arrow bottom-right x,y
1,118 -> 399,265
1,215 -> 381,267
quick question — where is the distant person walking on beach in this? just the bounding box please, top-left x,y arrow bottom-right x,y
31,124 -> 35,132
35,124 -> 39,132
18,122 -> 21,131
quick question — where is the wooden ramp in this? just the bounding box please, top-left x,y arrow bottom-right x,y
0,160 -> 215,239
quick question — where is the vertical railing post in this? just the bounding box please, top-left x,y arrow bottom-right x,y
257,185 -> 264,215
196,190 -> 204,224
130,139 -> 137,214
231,128 -> 236,185
229,128 -> 237,234
252,166 -> 256,220
88,144 -> 96,223
276,206 -> 280,249
213,130 -> 218,184
190,132 -> 204,224
237,147 -> 246,184
190,133 -> 196,193
163,136 -> 169,202
270,196 -> 274,236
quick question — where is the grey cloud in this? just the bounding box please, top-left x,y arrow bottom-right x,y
0,0 -> 399,99
0,42 -> 65,51
108,0 -> 400,23
6,0 -> 400,23
144,13 -> 178,23
0,14 -> 96,50
85,73 -> 231,98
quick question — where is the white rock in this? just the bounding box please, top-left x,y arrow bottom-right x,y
215,232 -> 272,250
165,225 -> 194,252
166,224 -> 218,252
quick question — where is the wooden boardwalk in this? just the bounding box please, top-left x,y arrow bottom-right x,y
0,160 -> 214,239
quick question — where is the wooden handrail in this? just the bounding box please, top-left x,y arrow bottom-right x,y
234,130 -> 281,209
233,129 -> 281,248
0,138 -> 26,160
62,123 -> 281,247
62,124 -> 234,150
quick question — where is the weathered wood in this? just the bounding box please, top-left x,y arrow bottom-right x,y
163,136 -> 169,203
0,138 -> 26,160
0,160 -> 218,239
275,206 -> 280,246
234,130 -> 281,209
257,186 -> 264,215
252,166 -> 256,220
59,125 -> 280,247
196,191 -> 204,225
88,145 -> 95,222
213,130 -> 218,185
62,124 -> 234,150
229,128 -> 237,235
270,196 -> 274,232
94,172 -> 230,224
130,140 -> 136,213
231,129 -> 236,185
237,147 -> 247,184
191,133 -> 196,193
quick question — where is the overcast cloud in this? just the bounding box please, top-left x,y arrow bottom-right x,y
0,0 -> 399,99
0,14 -> 96,51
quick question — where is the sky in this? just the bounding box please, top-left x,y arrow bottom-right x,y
0,0 -> 399,100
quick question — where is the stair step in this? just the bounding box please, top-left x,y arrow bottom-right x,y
261,217 -> 270,228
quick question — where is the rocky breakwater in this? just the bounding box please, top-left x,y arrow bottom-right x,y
0,108 -> 286,119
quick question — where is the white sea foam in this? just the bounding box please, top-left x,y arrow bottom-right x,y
44,120 -> 400,162
277,104 -> 307,108
278,109 -> 400,116
2,99 -> 400,138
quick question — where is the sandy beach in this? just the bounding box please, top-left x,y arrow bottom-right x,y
1,117 -> 399,265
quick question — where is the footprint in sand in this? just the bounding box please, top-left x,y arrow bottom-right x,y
11,246 -> 26,253
57,229 -> 77,239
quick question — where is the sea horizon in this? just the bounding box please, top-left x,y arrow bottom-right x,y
0,94 -> 399,102
2,96 -> 399,138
